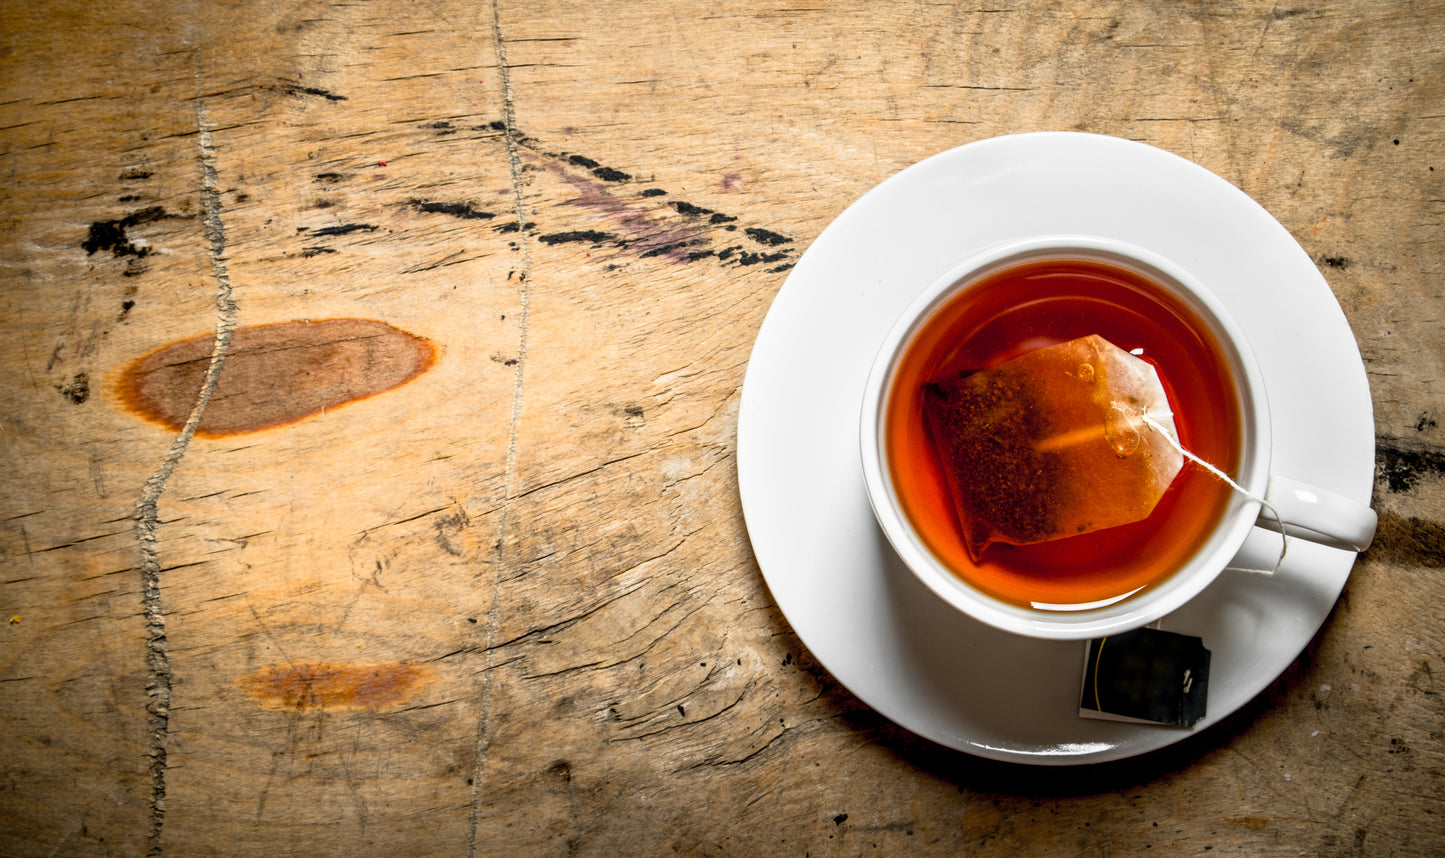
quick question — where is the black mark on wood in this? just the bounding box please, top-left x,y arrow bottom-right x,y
315,172 -> 346,183
277,83 -> 347,101
640,240 -> 703,259
410,199 -> 497,220
83,206 -> 168,257
736,250 -> 789,266
745,227 -> 792,246
1321,255 -> 1351,269
496,134 -> 800,270
310,223 -> 378,238
1376,441 -> 1445,493
670,200 -> 714,217
119,168 -> 153,181
562,153 -> 630,182
435,508 -> 469,557
57,373 -> 89,404
539,230 -> 617,246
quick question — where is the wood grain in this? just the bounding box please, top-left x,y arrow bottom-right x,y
2,1 -> 1442,855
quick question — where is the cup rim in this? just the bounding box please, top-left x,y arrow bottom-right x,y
859,234 -> 1271,640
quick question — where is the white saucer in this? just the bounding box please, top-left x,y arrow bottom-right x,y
736,132 -> 1375,765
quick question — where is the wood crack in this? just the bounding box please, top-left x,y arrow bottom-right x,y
469,4 -> 532,856
135,90 -> 239,858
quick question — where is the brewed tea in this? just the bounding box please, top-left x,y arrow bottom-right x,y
884,258 -> 1241,609
922,334 -> 1184,559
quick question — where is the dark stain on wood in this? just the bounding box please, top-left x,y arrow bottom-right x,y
115,318 -> 437,437
410,199 -> 497,220
744,227 -> 792,247
392,118 -> 796,271
670,200 -> 714,217
1376,440 -> 1445,493
562,152 -> 630,182
545,157 -> 794,268
237,661 -> 435,712
274,82 -> 348,101
82,206 -> 168,257
57,372 -> 90,404
539,229 -> 617,246
545,166 -> 717,263
412,119 -> 798,269
1362,511 -> 1445,568
310,223 -> 378,238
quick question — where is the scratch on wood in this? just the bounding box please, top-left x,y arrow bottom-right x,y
471,4 -> 531,855
274,81 -> 348,101
135,93 -> 239,858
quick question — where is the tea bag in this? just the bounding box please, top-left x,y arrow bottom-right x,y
922,334 -> 1184,559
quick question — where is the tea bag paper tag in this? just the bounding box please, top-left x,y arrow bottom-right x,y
1078,627 -> 1211,727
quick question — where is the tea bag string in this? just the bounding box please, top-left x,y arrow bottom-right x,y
1140,411 -> 1288,575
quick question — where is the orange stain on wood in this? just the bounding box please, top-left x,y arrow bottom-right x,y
115,318 -> 437,437
237,661 -> 436,712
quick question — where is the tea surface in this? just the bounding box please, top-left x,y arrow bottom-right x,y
884,259 -> 1241,609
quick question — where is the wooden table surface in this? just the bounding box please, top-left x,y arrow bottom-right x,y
3,1 -> 1442,855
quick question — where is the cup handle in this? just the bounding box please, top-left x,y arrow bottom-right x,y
1259,474 -> 1377,553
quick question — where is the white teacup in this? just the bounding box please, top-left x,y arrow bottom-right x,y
859,235 -> 1377,640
